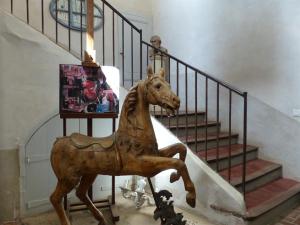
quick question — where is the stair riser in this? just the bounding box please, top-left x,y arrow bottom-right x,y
155,114 -> 205,126
169,125 -> 219,137
247,193 -> 300,225
236,167 -> 282,193
208,150 -> 258,171
186,137 -> 239,152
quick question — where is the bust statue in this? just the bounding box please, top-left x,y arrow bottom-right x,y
149,35 -> 168,60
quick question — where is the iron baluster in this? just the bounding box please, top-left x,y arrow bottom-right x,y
216,83 -> 220,172
112,12 -> 115,66
176,62 -> 179,136
140,30 -> 143,80
122,19 -> 124,87
146,45 -> 149,66
102,1 -> 105,65
195,71 -> 198,153
160,54 -> 163,119
153,48 -> 156,115
63,118 -> 67,210
68,0 -> 71,51
243,92 -> 248,196
205,77 -> 208,161
26,0 -> 29,24
168,57 -> 171,129
228,90 -> 232,182
131,27 -> 133,87
185,66 -> 188,144
80,0 -> 83,60
41,0 -> 44,33
55,0 -> 58,43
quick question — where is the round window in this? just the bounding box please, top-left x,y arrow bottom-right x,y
49,0 -> 103,32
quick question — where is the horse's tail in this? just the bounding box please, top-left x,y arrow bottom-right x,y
53,136 -> 65,145
50,136 -> 70,178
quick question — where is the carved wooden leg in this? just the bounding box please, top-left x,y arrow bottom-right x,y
76,175 -> 107,225
137,156 -> 196,208
158,143 -> 187,183
50,180 -> 78,225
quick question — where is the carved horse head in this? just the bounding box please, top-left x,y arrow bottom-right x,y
145,66 -> 180,116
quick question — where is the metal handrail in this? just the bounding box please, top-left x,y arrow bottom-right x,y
101,0 -> 141,33
142,41 -> 245,96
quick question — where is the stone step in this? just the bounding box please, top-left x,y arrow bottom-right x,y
152,111 -> 206,126
245,178 -> 300,225
154,109 -> 300,225
197,144 -> 258,170
167,121 -> 220,137
179,132 -> 239,151
219,159 -> 282,193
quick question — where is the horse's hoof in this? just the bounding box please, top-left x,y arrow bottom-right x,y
170,172 -> 180,183
186,193 -> 196,208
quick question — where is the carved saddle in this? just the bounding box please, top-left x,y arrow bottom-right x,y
70,133 -> 115,150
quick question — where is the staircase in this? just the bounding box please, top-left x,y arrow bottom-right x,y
154,111 -> 300,225
4,0 -> 300,224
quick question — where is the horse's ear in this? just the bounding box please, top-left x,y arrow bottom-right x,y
147,65 -> 154,79
159,68 -> 165,79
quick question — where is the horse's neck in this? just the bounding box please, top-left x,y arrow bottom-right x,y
118,82 -> 155,140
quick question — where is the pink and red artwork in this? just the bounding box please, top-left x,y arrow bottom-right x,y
60,64 -> 119,114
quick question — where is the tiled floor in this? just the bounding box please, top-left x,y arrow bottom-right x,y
1,196 -> 215,225
275,205 -> 300,225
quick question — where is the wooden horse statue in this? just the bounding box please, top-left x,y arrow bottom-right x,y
50,66 -> 196,225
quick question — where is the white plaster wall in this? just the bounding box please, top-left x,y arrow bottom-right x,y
152,0 -> 300,120
234,95 -> 300,181
0,9 -> 81,150
152,0 -> 300,180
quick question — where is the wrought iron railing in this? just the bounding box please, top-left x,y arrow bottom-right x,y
6,0 -> 247,195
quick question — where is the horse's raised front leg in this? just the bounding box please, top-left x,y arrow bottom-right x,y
76,175 -> 107,225
136,156 -> 196,207
159,143 -> 187,183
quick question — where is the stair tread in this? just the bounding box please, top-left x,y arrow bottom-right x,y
152,110 -> 205,117
245,178 -> 300,218
197,144 -> 258,161
168,121 -> 219,129
219,159 -> 282,186
179,132 -> 239,143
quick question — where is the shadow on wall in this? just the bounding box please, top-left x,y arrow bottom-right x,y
230,94 -> 300,181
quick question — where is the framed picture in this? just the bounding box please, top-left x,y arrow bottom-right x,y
59,64 -> 119,115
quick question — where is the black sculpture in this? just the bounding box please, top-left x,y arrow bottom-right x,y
153,190 -> 187,225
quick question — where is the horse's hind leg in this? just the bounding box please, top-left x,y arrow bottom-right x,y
50,179 -> 78,225
159,143 -> 187,183
76,175 -> 106,225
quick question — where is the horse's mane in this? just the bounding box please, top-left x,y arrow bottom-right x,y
123,83 -> 139,120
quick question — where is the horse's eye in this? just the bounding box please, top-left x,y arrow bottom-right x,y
155,84 -> 161,90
